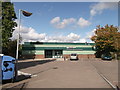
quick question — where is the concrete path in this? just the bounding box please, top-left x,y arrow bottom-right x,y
19,60 -> 112,88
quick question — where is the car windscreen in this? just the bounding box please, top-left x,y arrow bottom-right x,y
103,54 -> 111,57
71,54 -> 77,56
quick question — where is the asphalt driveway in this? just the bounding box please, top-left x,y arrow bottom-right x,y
18,59 -> 117,88
2,58 -> 118,89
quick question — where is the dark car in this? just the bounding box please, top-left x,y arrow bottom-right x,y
101,53 -> 112,60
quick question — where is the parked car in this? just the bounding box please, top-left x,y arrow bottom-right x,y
70,53 -> 78,60
101,53 -> 112,60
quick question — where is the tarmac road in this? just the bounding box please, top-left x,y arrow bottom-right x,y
18,59 -> 116,88
90,58 -> 118,88
2,58 -> 118,89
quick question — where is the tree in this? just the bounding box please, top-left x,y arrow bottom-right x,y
2,2 -> 17,56
0,1 -> 2,54
91,24 -> 120,58
7,40 -> 17,57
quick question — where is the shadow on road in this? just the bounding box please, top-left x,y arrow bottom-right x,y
1,60 -> 55,85
2,75 -> 30,84
17,60 -> 55,70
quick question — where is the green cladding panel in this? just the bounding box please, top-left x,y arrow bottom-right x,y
22,50 -> 44,55
22,47 -> 94,51
24,42 -> 95,45
22,42 -> 95,55
63,51 -> 95,54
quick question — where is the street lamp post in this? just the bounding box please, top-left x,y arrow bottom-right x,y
15,9 -> 32,80
16,9 -> 32,60
15,9 -> 21,80
16,9 -> 21,60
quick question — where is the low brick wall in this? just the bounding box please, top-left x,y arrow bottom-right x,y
21,54 -> 95,59
21,54 -> 35,59
35,55 -> 44,59
63,54 -> 95,59
78,54 -> 95,58
21,54 -> 44,59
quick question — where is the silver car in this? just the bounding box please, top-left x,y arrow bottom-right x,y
70,53 -> 78,60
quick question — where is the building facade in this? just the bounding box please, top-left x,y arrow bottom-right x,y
22,42 -> 95,59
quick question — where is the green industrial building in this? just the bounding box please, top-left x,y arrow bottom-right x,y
22,42 -> 95,59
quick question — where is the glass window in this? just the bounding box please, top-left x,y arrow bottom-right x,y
71,54 -> 77,56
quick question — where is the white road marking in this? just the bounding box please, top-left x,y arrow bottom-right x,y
18,71 -> 37,77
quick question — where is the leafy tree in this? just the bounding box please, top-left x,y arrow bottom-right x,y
113,31 -> 120,59
0,1 -> 2,54
2,2 -> 17,56
91,24 -> 120,58
7,40 -> 17,57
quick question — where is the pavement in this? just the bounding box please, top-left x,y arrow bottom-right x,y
1,58 -> 119,89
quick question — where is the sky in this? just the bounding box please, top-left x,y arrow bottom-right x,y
11,2 -> 118,43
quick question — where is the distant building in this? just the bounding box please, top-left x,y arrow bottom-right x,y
22,42 -> 95,59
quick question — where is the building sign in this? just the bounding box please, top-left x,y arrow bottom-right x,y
66,47 -> 83,51
67,47 -> 76,49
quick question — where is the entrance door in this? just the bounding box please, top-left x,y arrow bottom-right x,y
54,50 -> 63,58
45,50 -> 52,58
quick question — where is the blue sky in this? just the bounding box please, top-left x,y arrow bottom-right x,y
12,2 -> 118,43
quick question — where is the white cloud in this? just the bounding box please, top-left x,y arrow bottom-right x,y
86,29 -> 96,39
67,33 -> 80,41
44,33 -> 80,42
51,17 -> 91,29
11,24 -> 83,43
62,18 -> 76,25
50,17 -> 60,24
79,39 -> 87,43
90,2 -> 117,17
11,20 -> 93,43
50,17 -> 76,29
11,25 -> 46,43
77,17 -> 91,28
90,9 -> 97,16
11,25 -> 94,43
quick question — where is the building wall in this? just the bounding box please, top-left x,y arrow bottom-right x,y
22,42 -> 95,59
63,50 -> 95,54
